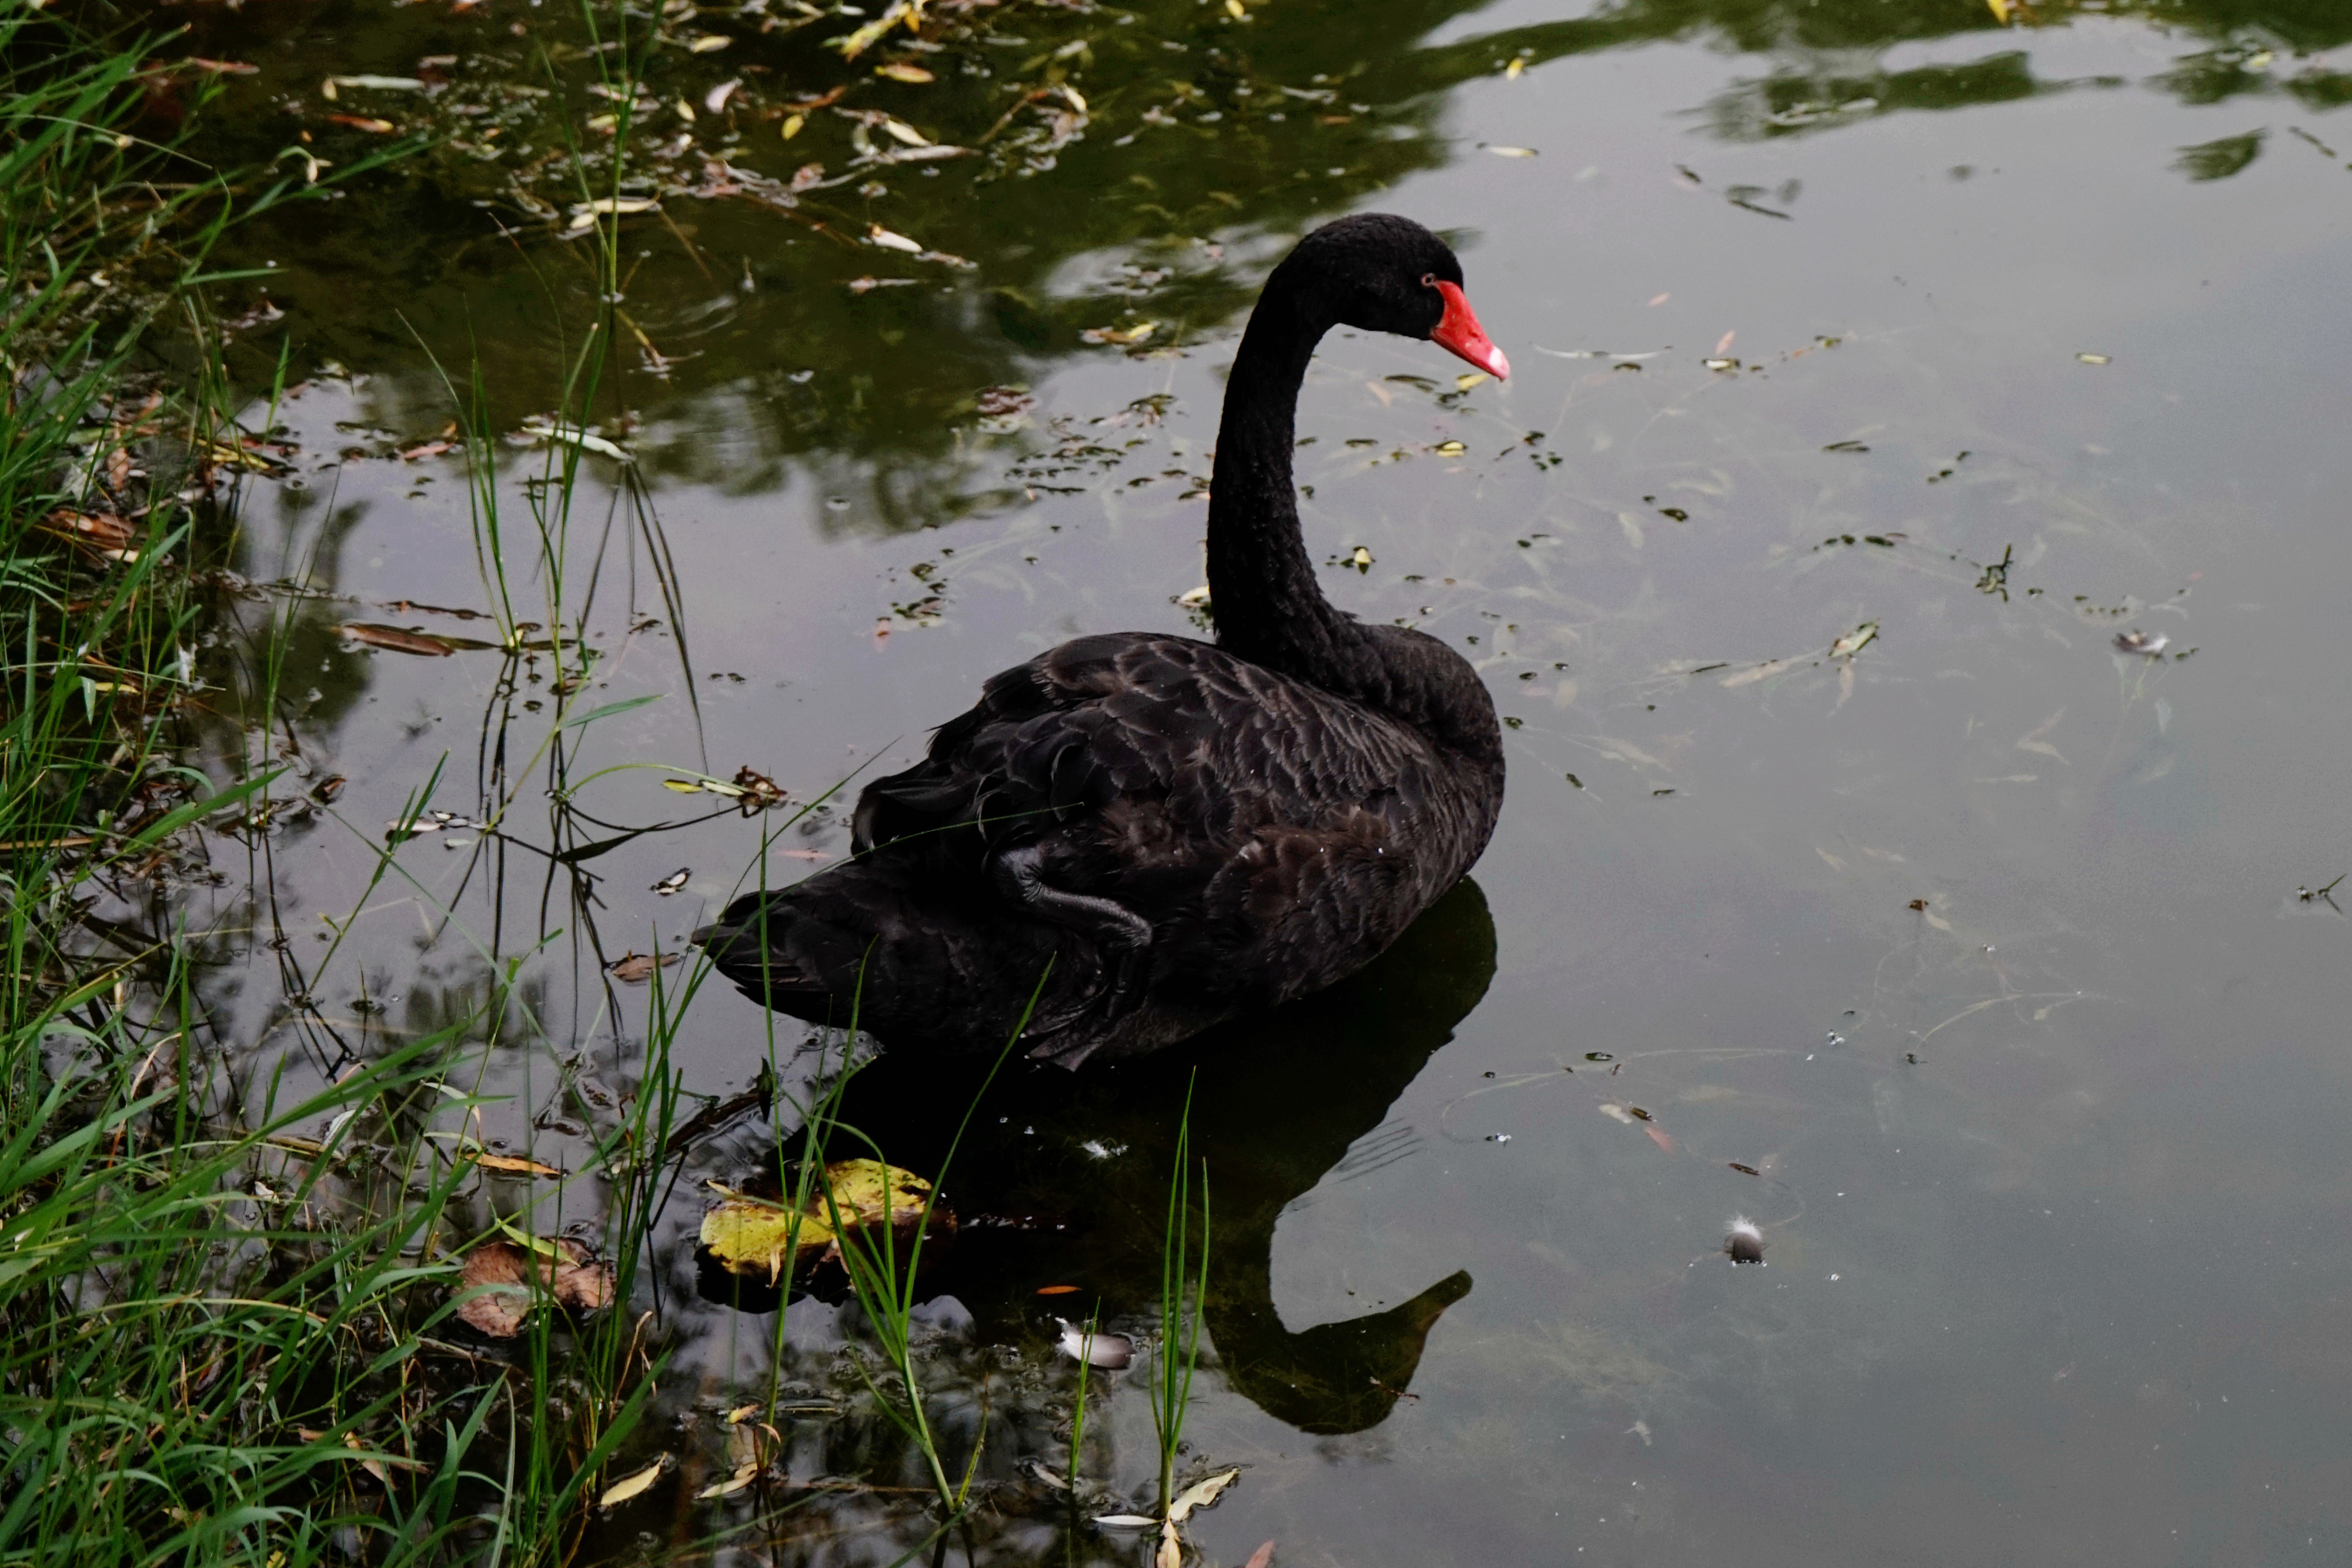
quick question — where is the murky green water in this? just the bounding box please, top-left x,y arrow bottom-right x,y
145,0 -> 2352,1556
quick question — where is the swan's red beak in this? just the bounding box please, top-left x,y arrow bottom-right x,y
1430,280 -> 1509,380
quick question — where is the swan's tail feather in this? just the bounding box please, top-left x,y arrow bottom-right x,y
693,857 -> 1073,1054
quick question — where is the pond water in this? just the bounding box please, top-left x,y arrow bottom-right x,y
151,0 -> 2352,1557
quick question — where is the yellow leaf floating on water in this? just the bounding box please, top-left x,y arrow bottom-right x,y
1986,0 -> 2010,21
1167,1467 -> 1242,1522
1505,57 -> 1524,78
876,62 -> 934,82
600,1459 -> 666,1507
880,116 -> 931,146
699,1160 -> 938,1282
686,32 -> 733,51
781,112 -> 805,139
1224,0 -> 1246,15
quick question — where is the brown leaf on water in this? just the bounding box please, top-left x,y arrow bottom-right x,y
340,623 -> 456,657
607,950 -> 680,984
1644,1125 -> 1675,1152
398,440 -> 453,461
1244,1544 -> 1277,1568
1729,1162 -> 1760,1176
469,1151 -> 562,1176
456,1237 -> 613,1337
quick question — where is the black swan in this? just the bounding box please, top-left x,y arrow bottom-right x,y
696,213 -> 1509,1067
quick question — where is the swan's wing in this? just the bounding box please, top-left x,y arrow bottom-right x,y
851,631 -> 1437,878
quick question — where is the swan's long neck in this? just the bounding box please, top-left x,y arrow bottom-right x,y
1204,276 -> 1361,683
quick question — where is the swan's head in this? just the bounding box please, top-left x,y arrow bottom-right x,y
1282,213 -> 1509,380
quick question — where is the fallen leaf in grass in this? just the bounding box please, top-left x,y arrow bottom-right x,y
456,1238 -> 613,1336
1829,621 -> 1878,658
876,62 -> 934,82
652,868 -> 690,895
40,509 -> 137,555
325,113 -> 399,134
607,951 -> 680,984
1056,1319 -> 1134,1369
867,224 -> 925,253
699,1160 -> 941,1281
1167,1467 -> 1241,1521
470,1152 -> 562,1176
1598,1103 -> 1637,1125
1094,1515 -> 1158,1529
686,32 -> 733,51
600,1458 -> 666,1507
697,1461 -> 760,1499
1244,1544 -> 1277,1568
341,623 -> 457,657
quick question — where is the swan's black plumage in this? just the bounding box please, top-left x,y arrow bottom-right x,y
696,214 -> 1506,1067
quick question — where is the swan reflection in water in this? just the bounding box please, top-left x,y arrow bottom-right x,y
704,877 -> 1495,1438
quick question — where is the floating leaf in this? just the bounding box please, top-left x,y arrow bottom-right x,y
1486,145 -> 1538,158
781,112 -> 805,139
876,62 -> 934,82
867,224 -> 926,253
2113,630 -> 2169,656
1729,1162 -> 1760,1176
697,1462 -> 759,1499
1168,1467 -> 1241,1522
1094,1515 -> 1158,1529
328,73 -> 428,91
1056,1319 -> 1134,1369
705,78 -> 740,111
1829,621 -> 1878,658
2076,351 -> 2111,365
685,32 -> 733,51
456,1238 -> 613,1337
699,1161 -> 941,1281
1455,372 -> 1489,391
880,116 -> 930,146
470,1152 -> 562,1176
1598,1103 -> 1637,1125
1036,1282 -> 1081,1295
1244,1544 -> 1277,1568
600,1459 -> 666,1507
341,623 -> 456,657
652,868 -> 690,895
324,113 -> 399,133
1434,440 -> 1466,456
607,951 -> 681,984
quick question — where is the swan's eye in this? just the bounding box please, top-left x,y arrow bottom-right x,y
1421,273 -> 1438,289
